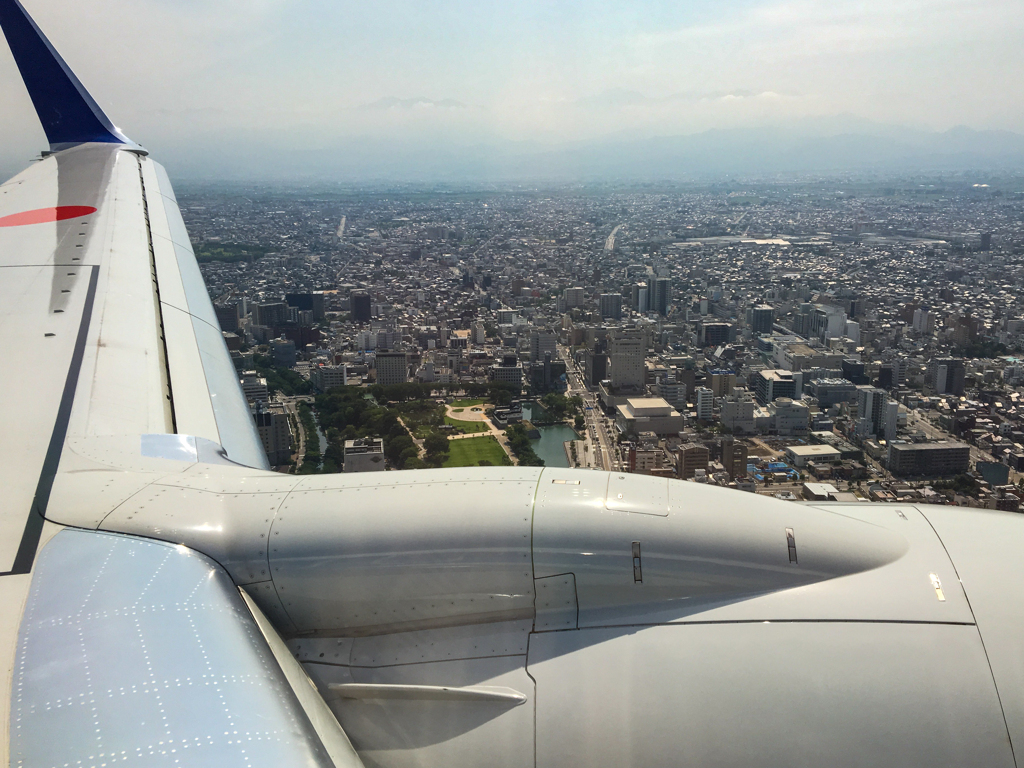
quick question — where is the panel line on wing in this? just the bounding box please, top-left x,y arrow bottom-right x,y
2,265 -> 99,576
135,154 -> 177,433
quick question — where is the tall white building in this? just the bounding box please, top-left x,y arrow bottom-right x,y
530,331 -> 558,363
608,330 -> 645,390
240,371 -> 269,404
471,321 -> 486,345
721,394 -> 757,434
695,387 -> 714,421
772,398 -> 809,436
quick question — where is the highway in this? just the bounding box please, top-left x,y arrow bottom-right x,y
560,345 -> 619,471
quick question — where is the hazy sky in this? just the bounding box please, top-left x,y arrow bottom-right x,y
1,0 -> 1022,176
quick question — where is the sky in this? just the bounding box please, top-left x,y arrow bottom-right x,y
1,0 -> 1022,179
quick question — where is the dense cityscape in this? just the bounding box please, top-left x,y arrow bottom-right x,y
186,174 -> 1024,509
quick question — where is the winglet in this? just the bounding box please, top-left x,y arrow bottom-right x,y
0,0 -> 142,152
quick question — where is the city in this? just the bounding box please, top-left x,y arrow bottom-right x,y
187,175 -> 1024,509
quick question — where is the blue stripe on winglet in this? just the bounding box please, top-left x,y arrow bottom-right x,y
0,0 -> 135,150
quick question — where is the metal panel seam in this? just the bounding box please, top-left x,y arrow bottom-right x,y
134,154 -> 176,432
918,508 -> 1018,767
4,265 -> 99,575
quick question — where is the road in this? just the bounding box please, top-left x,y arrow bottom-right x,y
910,410 -> 1017,482
560,346 -> 618,471
278,395 -> 314,469
604,224 -> 623,251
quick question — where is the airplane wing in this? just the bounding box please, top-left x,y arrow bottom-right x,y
0,2 -> 356,766
4,2 -> 1024,768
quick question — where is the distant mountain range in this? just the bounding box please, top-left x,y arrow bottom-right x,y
164,119 -> 1024,182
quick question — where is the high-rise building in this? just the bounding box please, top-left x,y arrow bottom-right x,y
631,283 -> 649,314
856,386 -> 888,437
239,371 -> 269,405
608,330 -> 645,391
912,309 -> 934,334
471,321 -> 486,345
286,293 -> 326,322
599,293 -> 623,320
841,359 -> 869,385
270,337 -> 296,368
884,400 -> 900,442
927,358 -> 966,396
350,290 -> 372,323
721,438 -> 749,479
695,387 -> 714,421
708,370 -> 736,398
214,304 -> 239,332
375,351 -> 409,387
490,354 -> 524,388
652,278 -> 671,316
254,302 -> 289,327
530,331 -> 558,363
751,305 -> 774,335
807,379 -> 858,408
677,443 -> 710,479
585,343 -> 608,387
311,364 -> 347,391
563,287 -> 586,308
752,369 -> 797,405
721,393 -> 757,434
701,323 -> 731,347
773,398 -> 809,436
253,405 -> 292,465
653,375 -> 686,410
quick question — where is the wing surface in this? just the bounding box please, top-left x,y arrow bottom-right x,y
0,1 -> 268,577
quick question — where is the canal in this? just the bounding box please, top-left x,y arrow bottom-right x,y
522,404 -> 579,468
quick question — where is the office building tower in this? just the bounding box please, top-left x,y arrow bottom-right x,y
489,354 -> 523,388
721,438 -> 749,479
677,443 -> 710,479
471,322 -> 486,345
214,304 -> 239,333
608,330 -> 645,390
599,293 -> 623,320
632,283 -> 649,314
695,387 -> 714,421
343,438 -> 386,473
254,302 -> 289,328
751,305 -> 774,335
884,400 -> 900,442
752,369 -> 797,405
253,406 -> 292,466
350,291 -> 372,323
653,278 -> 671,316
563,287 -> 585,308
841,359 -> 869,385
856,386 -> 888,437
530,331 -> 558,364
270,337 -> 297,368
701,323 -> 731,347
927,358 -> 966,397
375,351 -> 409,387
585,343 -> 608,387
708,370 -> 736,398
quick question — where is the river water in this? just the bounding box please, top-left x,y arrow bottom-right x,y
522,404 -> 579,468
